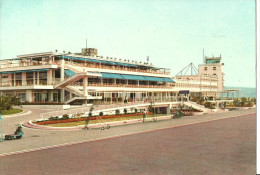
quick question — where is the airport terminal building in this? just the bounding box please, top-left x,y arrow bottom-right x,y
0,47 -> 224,104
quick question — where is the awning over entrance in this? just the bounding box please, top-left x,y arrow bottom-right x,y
179,90 -> 190,94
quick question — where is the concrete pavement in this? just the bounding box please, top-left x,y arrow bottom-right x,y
0,107 -> 256,156
0,112 -> 256,175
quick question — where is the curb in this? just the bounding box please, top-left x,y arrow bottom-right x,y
2,109 -> 31,118
23,115 -> 173,131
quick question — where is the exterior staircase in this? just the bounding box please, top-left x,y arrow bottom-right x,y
184,101 -> 211,113
54,72 -> 101,89
65,86 -> 84,96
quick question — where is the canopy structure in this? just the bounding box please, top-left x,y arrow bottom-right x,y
121,74 -> 147,81
100,72 -> 175,83
0,69 -> 49,74
65,69 -> 76,76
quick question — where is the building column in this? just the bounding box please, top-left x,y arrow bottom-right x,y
13,73 -> 16,87
22,72 -> 27,86
26,90 -> 32,102
33,72 -> 36,85
61,59 -> 65,81
47,69 -> 53,85
48,91 -> 53,101
83,76 -> 88,96
37,72 -> 40,85
61,89 -> 65,102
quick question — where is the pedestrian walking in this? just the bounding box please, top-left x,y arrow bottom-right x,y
143,110 -> 146,123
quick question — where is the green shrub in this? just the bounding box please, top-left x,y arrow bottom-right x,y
134,108 -> 138,113
62,114 -> 69,120
204,102 -> 215,109
115,109 -> 120,115
99,112 -> 103,116
124,108 -> 127,114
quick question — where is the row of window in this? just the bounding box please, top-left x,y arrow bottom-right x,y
204,67 -> 216,71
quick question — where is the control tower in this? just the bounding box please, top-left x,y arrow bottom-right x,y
198,55 -> 224,92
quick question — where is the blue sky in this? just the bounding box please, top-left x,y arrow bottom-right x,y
0,0 -> 256,88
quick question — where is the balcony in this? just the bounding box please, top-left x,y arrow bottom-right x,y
64,61 -> 170,76
87,83 -> 172,89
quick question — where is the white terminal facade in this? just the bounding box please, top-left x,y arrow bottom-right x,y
0,47 -> 224,104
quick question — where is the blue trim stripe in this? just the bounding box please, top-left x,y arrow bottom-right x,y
100,72 -> 174,83
121,74 -> 147,81
59,56 -> 137,67
0,69 -> 49,74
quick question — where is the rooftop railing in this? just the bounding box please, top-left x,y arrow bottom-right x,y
87,83 -> 172,89
65,61 -> 170,75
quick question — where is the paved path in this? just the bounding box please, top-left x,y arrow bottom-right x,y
0,112 -> 255,175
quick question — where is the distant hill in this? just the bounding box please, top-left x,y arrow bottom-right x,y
224,86 -> 256,98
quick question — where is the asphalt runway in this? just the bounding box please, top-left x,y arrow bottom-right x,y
0,113 -> 255,175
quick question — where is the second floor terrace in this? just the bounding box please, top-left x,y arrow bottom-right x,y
0,52 -> 171,76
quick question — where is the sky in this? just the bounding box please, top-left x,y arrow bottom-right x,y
0,0 -> 256,88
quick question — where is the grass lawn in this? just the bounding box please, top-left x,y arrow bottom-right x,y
1,109 -> 23,115
46,114 -> 166,127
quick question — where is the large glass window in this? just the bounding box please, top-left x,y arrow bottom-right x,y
26,72 -> 34,85
206,59 -> 220,64
39,71 -> 47,85
15,73 -> 22,86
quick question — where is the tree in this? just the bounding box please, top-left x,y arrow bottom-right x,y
0,94 -> 21,112
233,98 -> 240,106
148,102 -> 154,113
240,97 -> 247,106
130,107 -> 134,113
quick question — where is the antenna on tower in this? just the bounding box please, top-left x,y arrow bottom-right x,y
86,38 -> 87,48
147,56 -> 149,63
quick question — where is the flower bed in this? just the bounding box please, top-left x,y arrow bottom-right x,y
35,112 -> 153,125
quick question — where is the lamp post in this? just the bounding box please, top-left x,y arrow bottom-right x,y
0,113 -> 4,142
